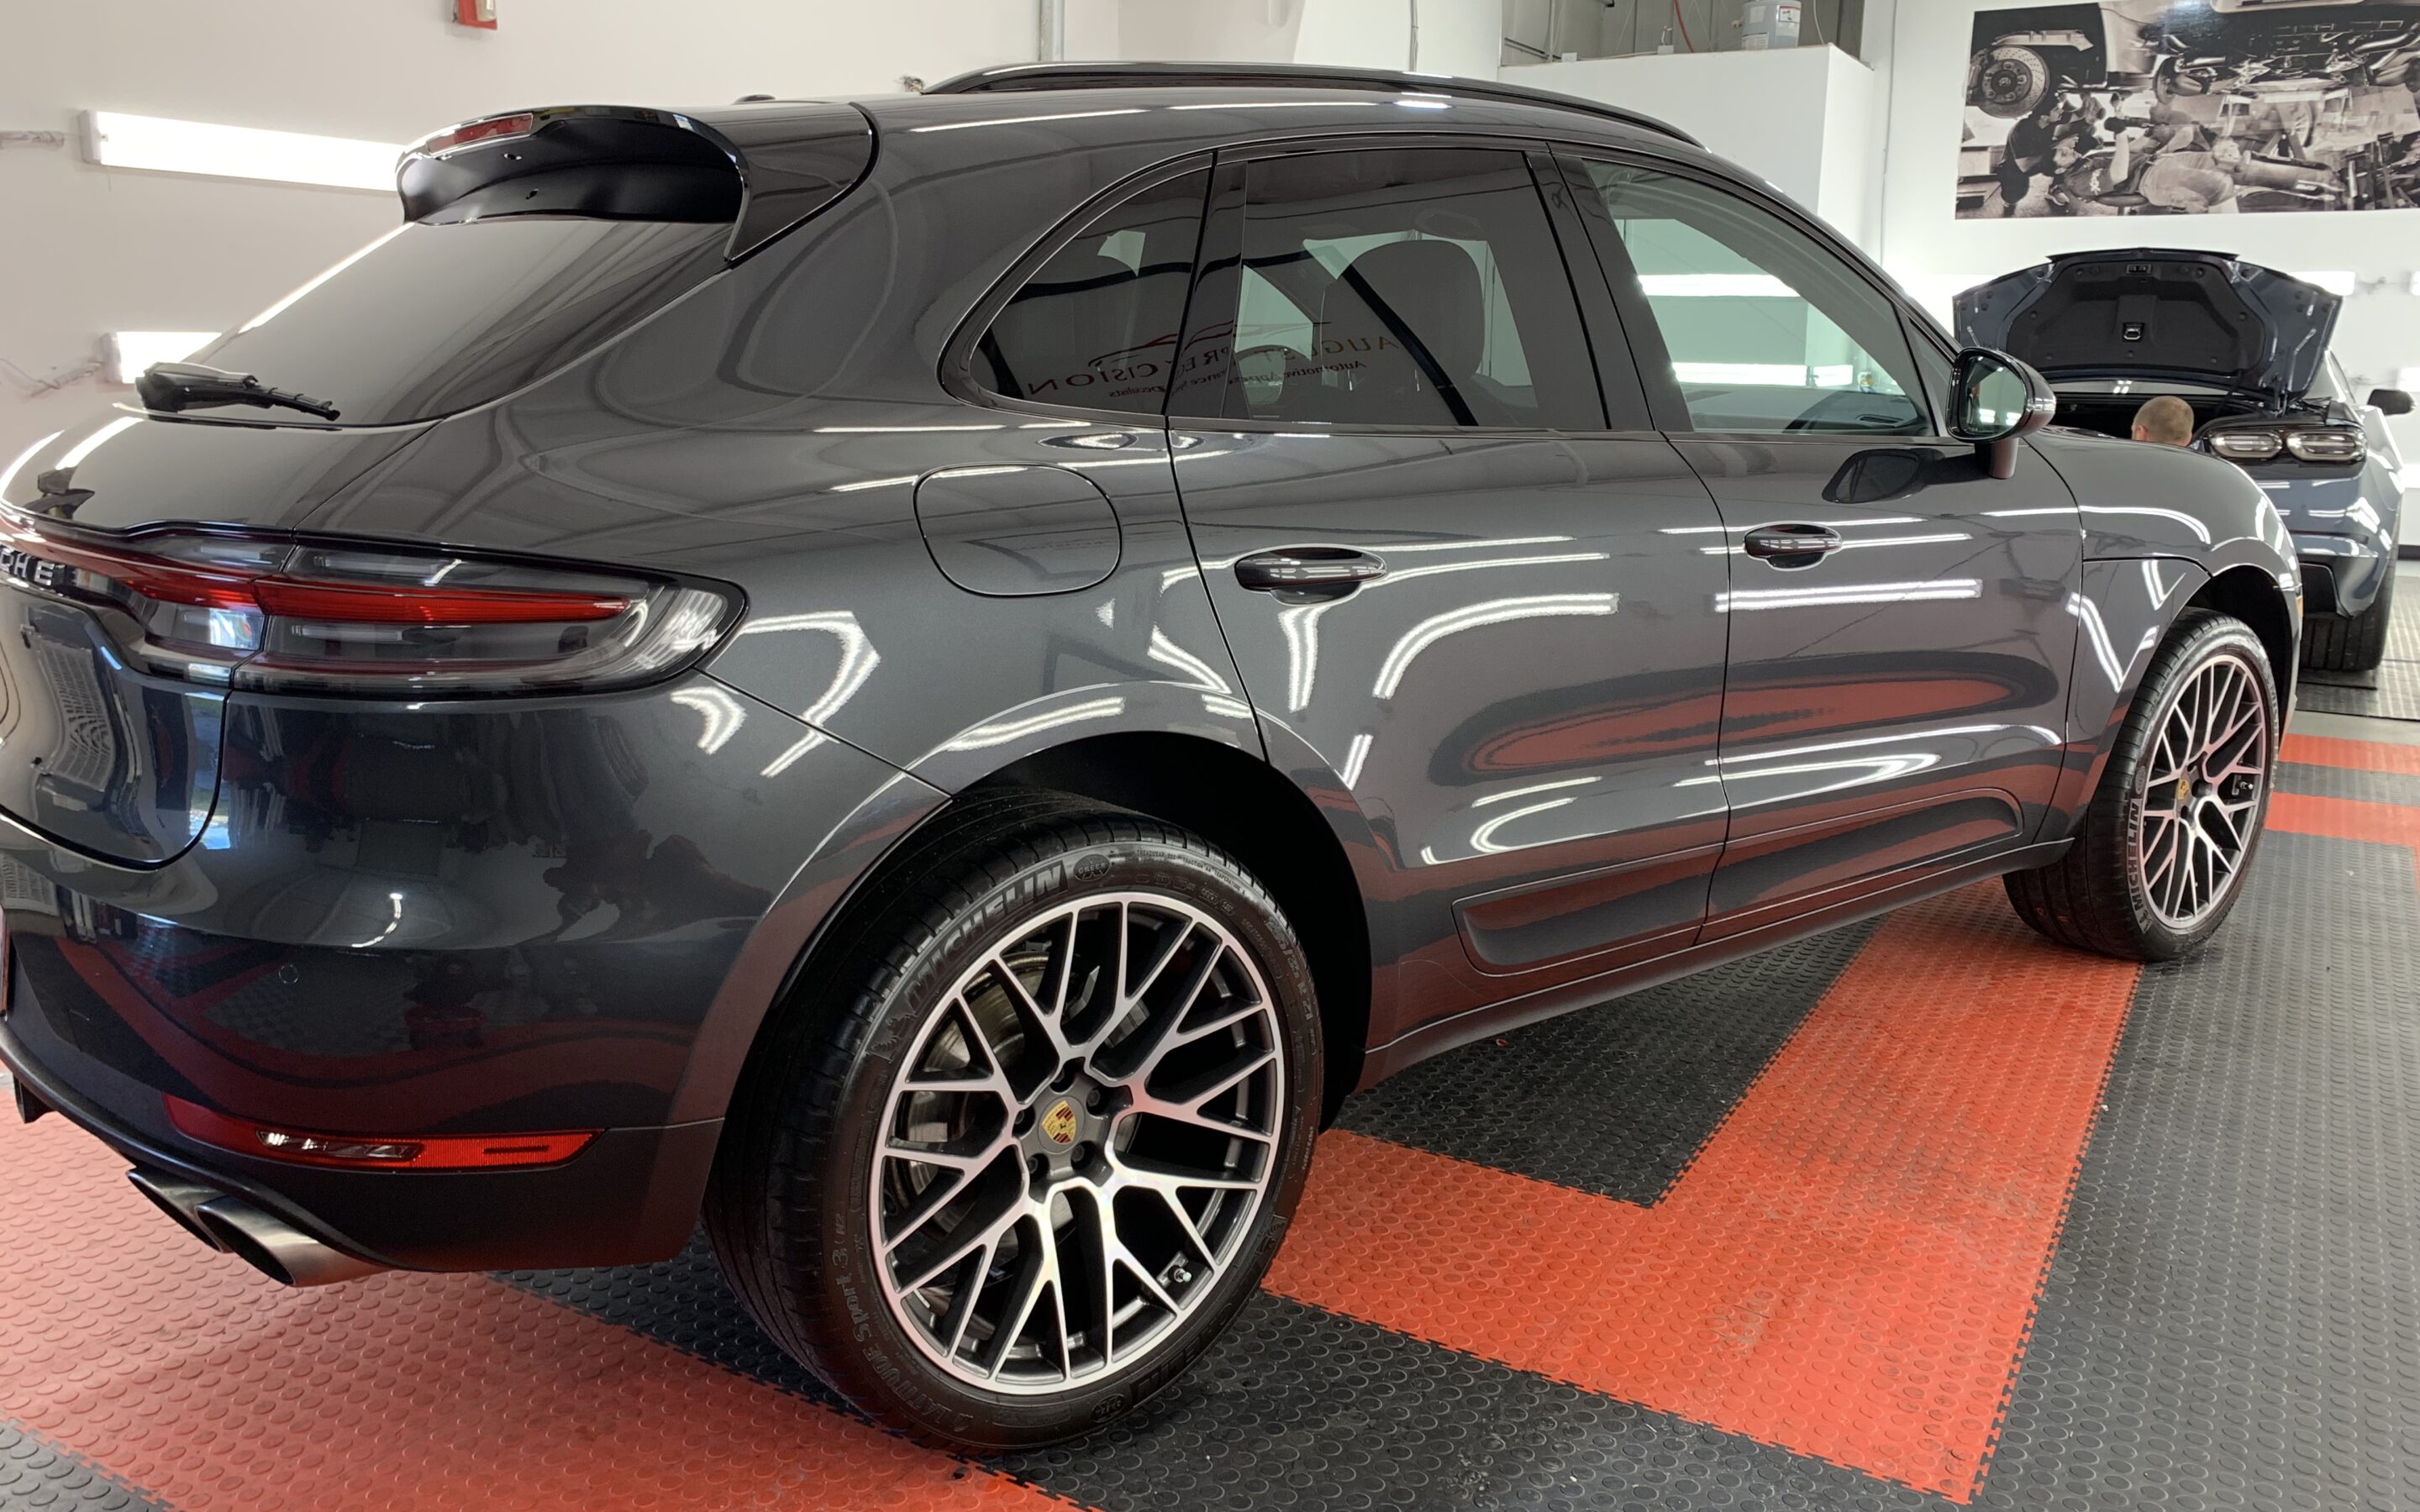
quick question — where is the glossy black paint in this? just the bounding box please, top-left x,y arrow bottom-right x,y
0,81 -> 2299,1272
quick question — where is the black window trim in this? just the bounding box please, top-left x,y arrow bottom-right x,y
1547,144 -> 1954,444
1166,130 -> 1623,438
938,151 -> 1218,427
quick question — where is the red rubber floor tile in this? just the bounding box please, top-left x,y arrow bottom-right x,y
1266,884 -> 2142,1502
0,1108 -> 1073,1512
2280,733 -> 2420,777
2269,790 -> 2420,890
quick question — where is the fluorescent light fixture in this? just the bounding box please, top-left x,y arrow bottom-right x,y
82,110 -> 401,191
2402,462 -> 2420,490
108,331 -> 217,383
1639,274 -> 1797,299
2396,367 -> 2420,392
1674,362 -> 1808,386
2293,270 -> 2357,297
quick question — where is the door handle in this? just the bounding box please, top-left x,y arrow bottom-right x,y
1742,524 -> 1844,567
1234,549 -> 1388,600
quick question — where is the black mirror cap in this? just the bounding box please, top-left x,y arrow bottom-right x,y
1950,349 -> 2057,480
2368,387 -> 2414,417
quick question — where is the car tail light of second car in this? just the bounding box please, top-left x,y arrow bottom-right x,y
0,507 -> 737,696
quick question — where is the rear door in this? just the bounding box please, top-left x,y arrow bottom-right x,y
1556,152 -> 2083,935
1165,141 -> 1733,1042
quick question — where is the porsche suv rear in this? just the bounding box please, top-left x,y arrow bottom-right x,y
0,101 -> 878,1279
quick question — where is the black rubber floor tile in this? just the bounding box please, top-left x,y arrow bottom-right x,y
1960,829 -> 2420,1510
1005,1294 -> 1949,1512
1978,1305 -> 2420,1512
2275,761 -> 2420,808
0,1423 -> 165,1512
513,1247 -> 1950,1511
1335,918 -> 1881,1203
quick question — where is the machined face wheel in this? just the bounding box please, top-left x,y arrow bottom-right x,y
2134,650 -> 2270,931
869,892 -> 1284,1396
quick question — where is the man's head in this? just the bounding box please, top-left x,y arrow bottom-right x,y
2133,396 -> 2196,446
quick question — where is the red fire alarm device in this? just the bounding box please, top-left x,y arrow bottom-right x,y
454,0 -> 497,28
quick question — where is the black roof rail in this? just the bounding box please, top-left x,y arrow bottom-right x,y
920,61 -> 1701,149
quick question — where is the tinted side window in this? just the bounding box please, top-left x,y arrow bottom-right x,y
972,168 -> 1209,414
1202,148 -> 1598,429
1579,162 -> 1931,436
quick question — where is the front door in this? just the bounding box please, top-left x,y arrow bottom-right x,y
1558,153 -> 2084,935
1166,143 -> 1733,1043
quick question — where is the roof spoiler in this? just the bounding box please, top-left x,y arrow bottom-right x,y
397,102 -> 871,260
922,61 -> 1700,148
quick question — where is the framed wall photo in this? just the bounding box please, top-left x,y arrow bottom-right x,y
1959,0 -> 2420,218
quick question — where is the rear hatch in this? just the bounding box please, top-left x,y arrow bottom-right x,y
0,102 -> 868,866
1954,251 -> 2339,402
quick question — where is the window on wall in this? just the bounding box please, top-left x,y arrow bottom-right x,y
1184,147 -> 1600,429
971,167 -> 1209,414
1577,160 -> 1931,435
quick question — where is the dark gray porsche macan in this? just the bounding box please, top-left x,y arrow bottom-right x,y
0,64 -> 2301,1447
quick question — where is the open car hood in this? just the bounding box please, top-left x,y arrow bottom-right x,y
1954,251 -> 2338,402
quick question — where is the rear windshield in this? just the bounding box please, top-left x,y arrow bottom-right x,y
182,217 -> 726,427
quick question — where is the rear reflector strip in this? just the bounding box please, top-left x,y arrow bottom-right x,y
165,1095 -> 597,1170
249,580 -> 629,624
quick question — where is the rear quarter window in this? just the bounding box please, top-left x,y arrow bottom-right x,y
970,167 -> 1211,417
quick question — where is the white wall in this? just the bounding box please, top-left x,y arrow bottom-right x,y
1510,47 -> 1886,244
0,0 -> 1499,461
1113,0 -> 1498,77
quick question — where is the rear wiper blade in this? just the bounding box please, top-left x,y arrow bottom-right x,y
134,361 -> 340,422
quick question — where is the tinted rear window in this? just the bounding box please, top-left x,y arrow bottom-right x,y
184,217 -> 727,427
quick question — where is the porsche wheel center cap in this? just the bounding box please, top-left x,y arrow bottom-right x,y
1040,1099 -> 1080,1146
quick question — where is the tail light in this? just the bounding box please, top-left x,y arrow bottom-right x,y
0,509 -> 734,696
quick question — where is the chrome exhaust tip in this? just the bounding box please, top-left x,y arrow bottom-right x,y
125,1168 -> 229,1252
192,1194 -> 387,1287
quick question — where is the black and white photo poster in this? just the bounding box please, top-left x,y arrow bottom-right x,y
1960,1 -> 2420,218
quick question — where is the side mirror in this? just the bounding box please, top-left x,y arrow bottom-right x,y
2368,387 -> 2414,417
1950,349 -> 2057,480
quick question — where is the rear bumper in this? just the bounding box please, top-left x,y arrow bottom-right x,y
0,670 -> 942,1272
3,971 -> 719,1271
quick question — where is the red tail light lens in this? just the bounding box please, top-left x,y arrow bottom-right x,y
166,1095 -> 597,1170
0,511 -> 734,695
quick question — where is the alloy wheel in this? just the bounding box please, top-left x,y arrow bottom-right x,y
2135,651 -> 2270,931
868,893 -> 1284,1395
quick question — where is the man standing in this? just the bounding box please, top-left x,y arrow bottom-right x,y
2133,396 -> 2196,445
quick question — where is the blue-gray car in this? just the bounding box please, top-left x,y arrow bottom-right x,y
1961,251 -> 2406,669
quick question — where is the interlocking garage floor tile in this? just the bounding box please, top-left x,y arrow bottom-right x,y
9,730 -> 2420,1511
1335,919 -> 1881,1201
0,1425 -> 160,1512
